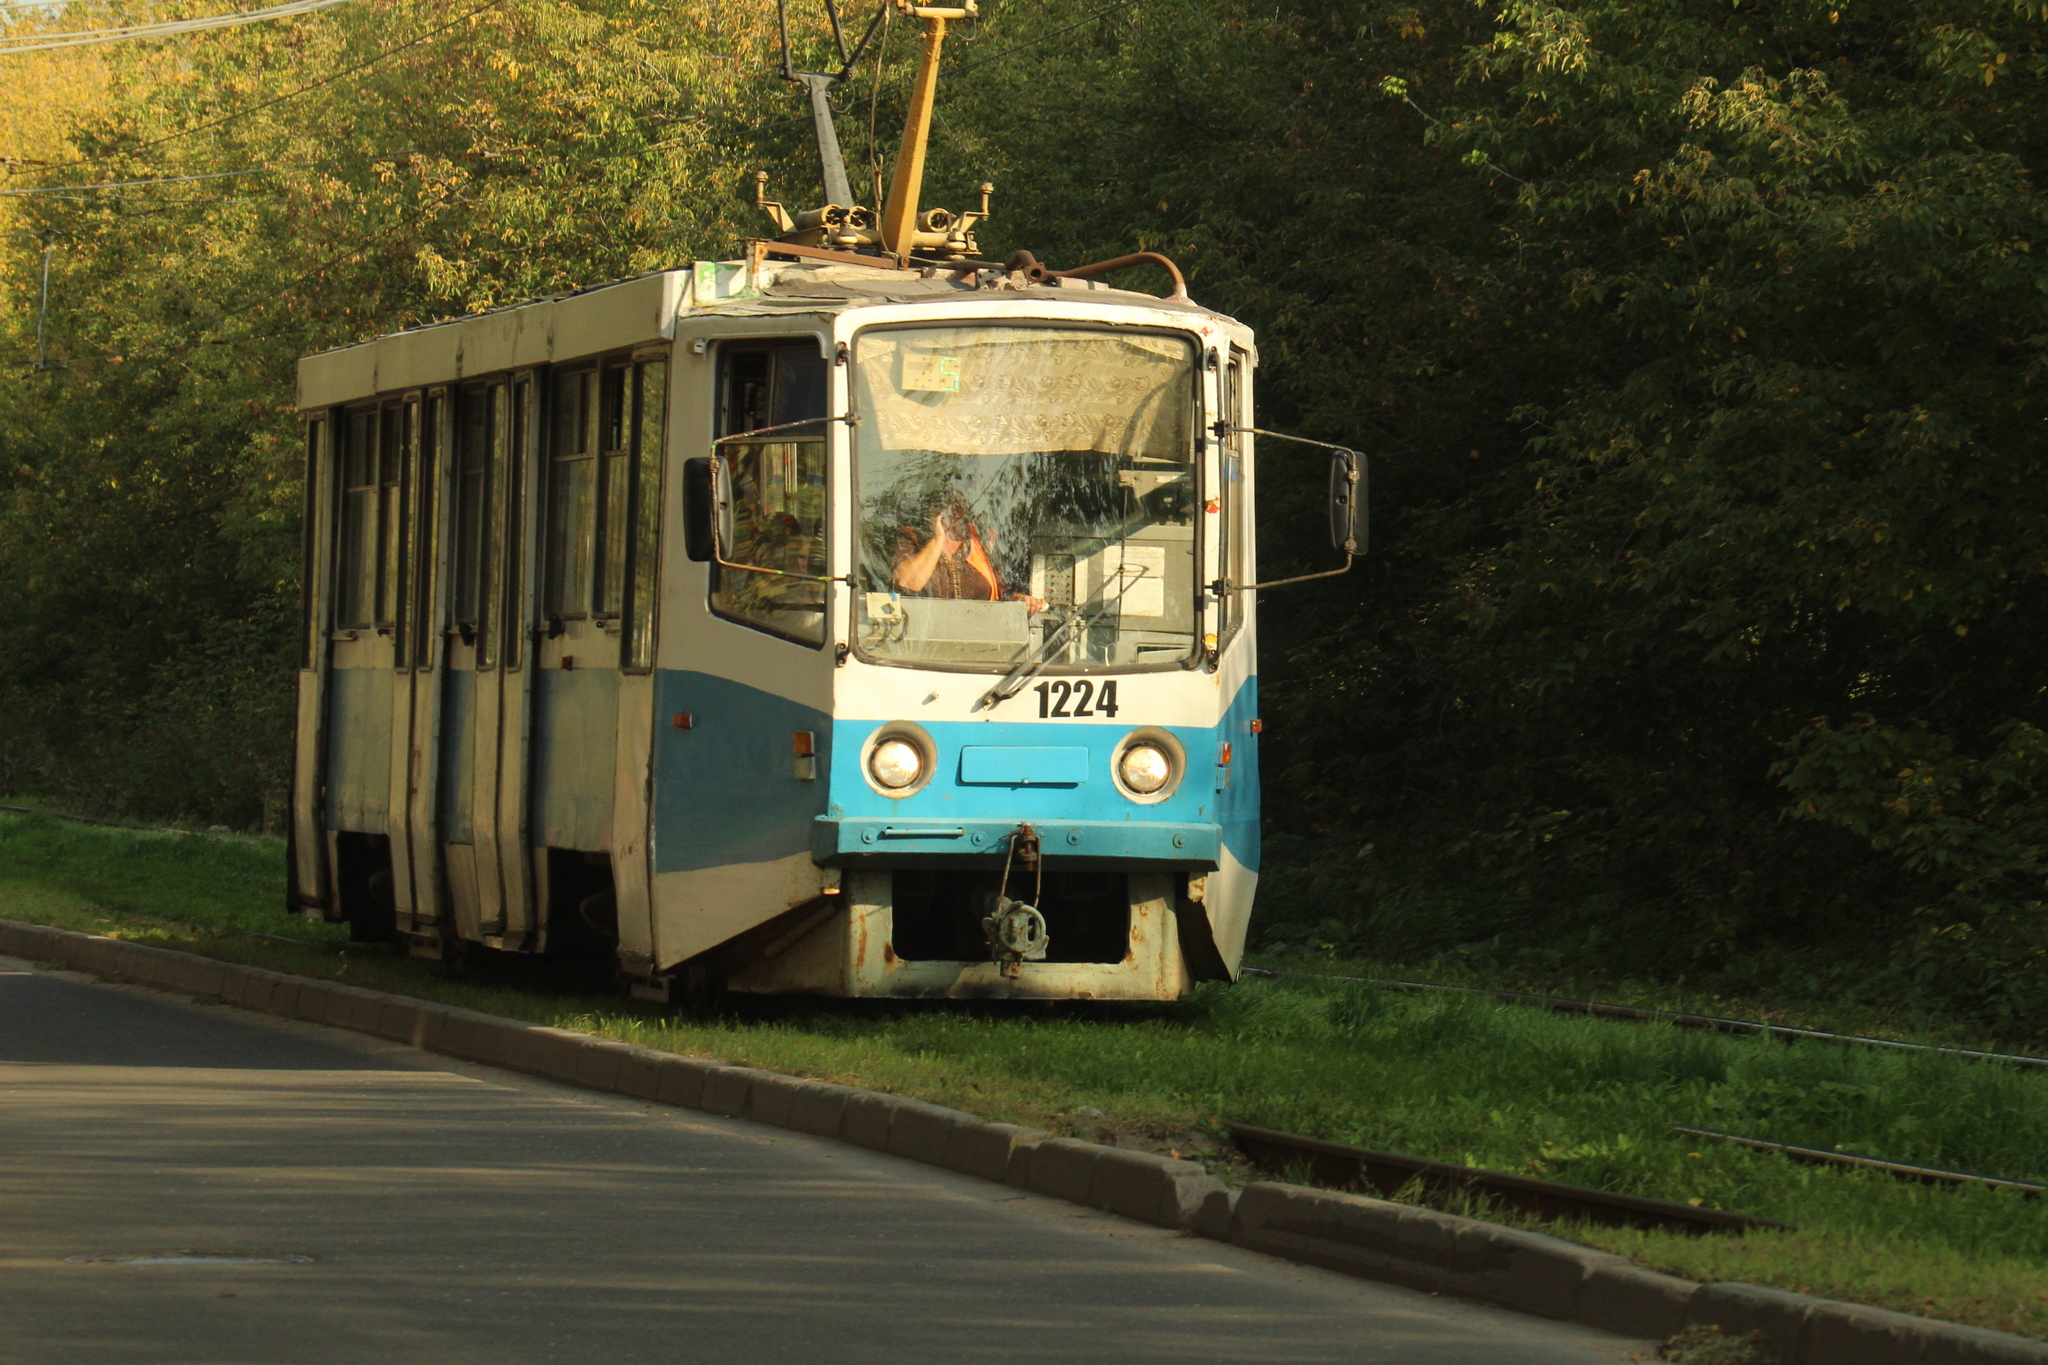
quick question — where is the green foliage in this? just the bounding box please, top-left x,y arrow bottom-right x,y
0,0 -> 769,822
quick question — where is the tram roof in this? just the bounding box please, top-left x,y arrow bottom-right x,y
297,259 -> 1240,411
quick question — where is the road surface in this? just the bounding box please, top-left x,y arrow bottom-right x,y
0,954 -> 1648,1364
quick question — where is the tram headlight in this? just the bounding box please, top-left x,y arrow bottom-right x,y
869,739 -> 924,790
1119,743 -> 1172,795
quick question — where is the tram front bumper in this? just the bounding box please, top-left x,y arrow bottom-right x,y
812,817 -> 1220,869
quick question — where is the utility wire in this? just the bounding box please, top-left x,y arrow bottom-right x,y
0,0 -> 352,54
20,0 -> 509,175
0,167 -> 269,195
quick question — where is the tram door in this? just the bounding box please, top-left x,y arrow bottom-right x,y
321,398 -> 412,908
529,353 -> 668,970
390,390 -> 448,941
439,375 -> 542,948
530,361 -> 628,933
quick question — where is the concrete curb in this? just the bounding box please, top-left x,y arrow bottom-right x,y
5,918 -> 2042,1365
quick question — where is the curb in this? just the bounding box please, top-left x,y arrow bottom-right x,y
5,918 -> 2042,1365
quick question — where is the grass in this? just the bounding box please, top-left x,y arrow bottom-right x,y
3,807 -> 2045,1339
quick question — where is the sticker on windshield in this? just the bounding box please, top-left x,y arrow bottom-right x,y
902,353 -> 961,393
1100,547 -> 1166,618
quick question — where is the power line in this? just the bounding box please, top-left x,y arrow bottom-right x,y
0,0 -> 353,54
22,0 -> 509,175
0,167 -> 269,195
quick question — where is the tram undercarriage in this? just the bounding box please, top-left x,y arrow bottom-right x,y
720,868 -> 1210,1000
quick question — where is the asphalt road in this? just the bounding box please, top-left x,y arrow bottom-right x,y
0,955 -> 1650,1364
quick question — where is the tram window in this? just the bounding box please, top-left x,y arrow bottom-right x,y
546,369 -> 599,617
336,407 -> 378,629
377,403 -> 407,629
501,377 -> 532,672
478,381 -> 510,671
391,399 -> 418,666
711,342 -> 829,646
454,382 -> 492,635
626,358 -> 666,672
411,393 -> 443,671
299,415 -> 325,667
597,363 -> 632,617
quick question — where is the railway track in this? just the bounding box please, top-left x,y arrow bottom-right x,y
1673,1125 -> 2045,1199
1227,1123 -> 1793,1235
1225,1121 -> 2042,1237
1240,966 -> 2048,1071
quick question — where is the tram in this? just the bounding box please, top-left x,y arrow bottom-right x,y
285,1 -> 1361,1000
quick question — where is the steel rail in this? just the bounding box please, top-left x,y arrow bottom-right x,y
1671,1125 -> 2044,1199
1239,966 -> 2048,1071
1228,1123 -> 1792,1235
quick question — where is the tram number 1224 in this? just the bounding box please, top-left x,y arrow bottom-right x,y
1033,679 -> 1120,719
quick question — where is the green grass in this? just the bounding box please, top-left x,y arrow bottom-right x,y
3,808 -> 2045,1339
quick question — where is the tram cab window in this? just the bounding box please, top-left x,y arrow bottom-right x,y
711,342 -> 829,646
851,325 -> 1198,671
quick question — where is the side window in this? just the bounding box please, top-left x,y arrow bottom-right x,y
544,360 -> 640,626
626,357 -> 667,671
336,406 -> 378,629
597,362 -> 633,617
502,376 -> 533,672
453,381 -> 495,645
300,415 -> 327,666
711,342 -> 829,646
407,393 -> 441,671
546,368 -> 599,617
376,401 -> 409,631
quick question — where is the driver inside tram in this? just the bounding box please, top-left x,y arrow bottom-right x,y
892,491 -> 1048,613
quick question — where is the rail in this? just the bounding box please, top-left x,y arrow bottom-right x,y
1672,1125 -> 2043,1199
1227,1123 -> 1792,1235
1239,966 -> 2048,1071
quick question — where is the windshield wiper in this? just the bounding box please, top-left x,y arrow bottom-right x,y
975,564 -> 1153,712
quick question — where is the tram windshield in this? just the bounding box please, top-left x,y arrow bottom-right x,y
853,325 -> 1199,671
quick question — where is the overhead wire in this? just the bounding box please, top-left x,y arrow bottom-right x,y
0,167 -> 270,195
0,0 -> 352,54
6,0 -> 1155,370
17,0 -> 510,176
17,0 -> 1137,185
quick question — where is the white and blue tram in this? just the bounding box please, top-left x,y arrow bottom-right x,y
285,5 -> 1360,1001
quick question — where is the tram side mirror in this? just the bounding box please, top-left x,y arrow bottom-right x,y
1330,450 -> 1366,555
682,457 -> 716,562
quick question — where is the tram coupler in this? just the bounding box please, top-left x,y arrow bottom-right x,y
984,823 -> 1050,977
